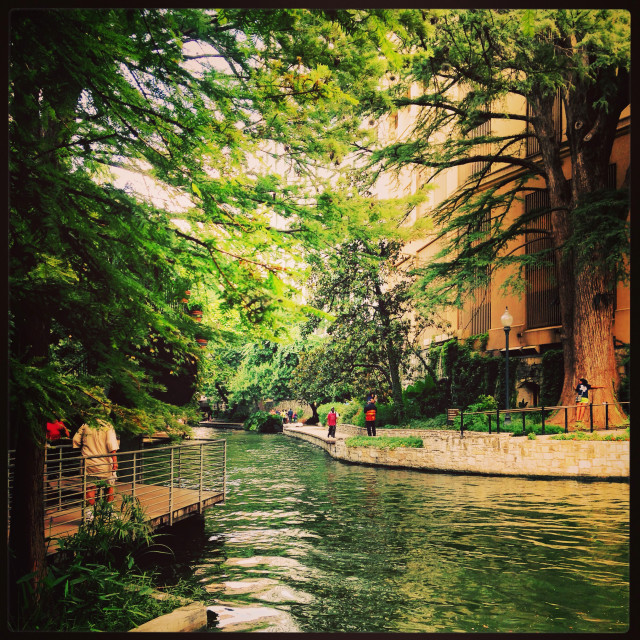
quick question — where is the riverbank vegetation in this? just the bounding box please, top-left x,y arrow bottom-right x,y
551,429 -> 630,441
14,497 -> 202,632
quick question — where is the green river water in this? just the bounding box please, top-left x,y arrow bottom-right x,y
174,427 -> 628,633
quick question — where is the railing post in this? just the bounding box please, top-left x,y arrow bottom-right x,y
541,407 -> 545,435
496,408 -> 500,434
57,447 -> 63,510
522,410 -> 526,436
132,451 -> 137,501
564,407 -> 568,434
460,410 -> 464,438
589,403 -> 594,432
604,402 -> 609,430
199,443 -> 204,512
222,440 -> 227,501
169,447 -> 174,526
82,455 -> 87,519
488,413 -> 492,434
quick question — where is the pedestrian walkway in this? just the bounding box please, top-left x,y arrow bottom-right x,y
9,439 -> 226,555
283,424 -> 629,480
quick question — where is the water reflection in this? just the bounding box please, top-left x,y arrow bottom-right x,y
188,428 -> 628,633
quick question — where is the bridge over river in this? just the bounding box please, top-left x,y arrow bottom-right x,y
8,439 -> 226,554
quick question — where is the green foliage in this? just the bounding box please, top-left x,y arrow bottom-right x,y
551,428 -> 629,441
403,374 -> 441,419
338,400 -> 363,425
362,9 -> 629,415
57,492 -> 155,566
14,495 -> 194,632
243,410 -> 283,433
338,400 -> 397,428
540,349 -> 564,407
617,343 -> 630,404
454,395 -> 498,431
565,188 -> 631,287
290,340 -> 357,408
15,559 -> 188,632
375,403 -> 401,428
227,340 -> 303,415
427,338 -> 502,411
528,432 -> 537,440
400,414 -> 449,430
300,238 -> 433,416
344,435 -> 424,450
317,402 -> 350,425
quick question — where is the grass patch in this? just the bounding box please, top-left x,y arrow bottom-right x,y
551,428 -> 630,441
345,435 -> 424,450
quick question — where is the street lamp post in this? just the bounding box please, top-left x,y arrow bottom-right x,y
500,307 -> 513,425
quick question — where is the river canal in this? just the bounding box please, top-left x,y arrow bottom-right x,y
177,427 -> 628,633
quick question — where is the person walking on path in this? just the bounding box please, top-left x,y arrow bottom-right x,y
326,407 -> 338,438
288,408 -> 294,424
364,396 -> 377,437
575,377 -> 604,424
72,413 -> 119,522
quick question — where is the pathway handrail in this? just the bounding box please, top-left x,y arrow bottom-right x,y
458,401 -> 630,437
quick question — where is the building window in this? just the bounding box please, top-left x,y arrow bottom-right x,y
526,89 -> 563,157
524,189 -> 561,329
460,119 -> 492,182
462,211 -> 491,335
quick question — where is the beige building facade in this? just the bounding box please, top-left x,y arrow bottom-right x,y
372,86 -> 630,407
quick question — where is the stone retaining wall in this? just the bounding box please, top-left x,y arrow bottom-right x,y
284,426 -> 629,480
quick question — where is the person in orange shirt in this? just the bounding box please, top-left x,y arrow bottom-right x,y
364,396 -> 377,437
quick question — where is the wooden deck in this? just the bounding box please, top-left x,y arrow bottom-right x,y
7,439 -> 229,556
44,478 -> 225,554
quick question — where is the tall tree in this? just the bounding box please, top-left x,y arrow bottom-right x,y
8,8 -> 386,619
303,236 -> 433,422
360,9 -> 630,421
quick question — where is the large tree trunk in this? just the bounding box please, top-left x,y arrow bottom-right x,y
8,309 -> 51,624
542,76 -> 628,427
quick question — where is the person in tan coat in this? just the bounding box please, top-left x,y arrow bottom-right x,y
72,416 -> 119,521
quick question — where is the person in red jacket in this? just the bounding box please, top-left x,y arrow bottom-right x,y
364,396 -> 377,437
46,417 -> 70,442
326,407 -> 338,438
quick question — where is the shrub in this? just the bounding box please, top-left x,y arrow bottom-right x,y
344,435 -> 424,450
551,429 -> 630,441
14,496 -> 197,632
400,414 -> 449,430
340,400 -> 362,424
376,402 -> 400,427
243,410 -> 283,433
317,402 -> 350,425
403,375 -> 441,419
453,395 -> 498,431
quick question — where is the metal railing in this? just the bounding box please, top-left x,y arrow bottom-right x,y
8,439 -> 226,543
457,401 -> 630,437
